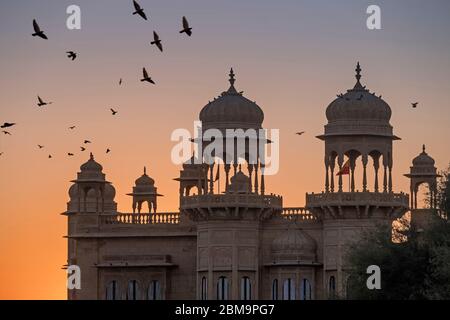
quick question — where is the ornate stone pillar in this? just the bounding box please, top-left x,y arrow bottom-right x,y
350,157 -> 356,192
362,154 -> 368,192
338,156 -> 343,192
209,164 -> 214,194
248,164 -> 253,193
330,157 -> 335,193
260,164 -> 265,195
325,155 -> 330,193
254,163 -> 259,194
373,156 -> 380,193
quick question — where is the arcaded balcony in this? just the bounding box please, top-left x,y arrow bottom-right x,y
306,191 -> 409,207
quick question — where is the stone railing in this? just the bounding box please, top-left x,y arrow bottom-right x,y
100,212 -> 180,225
180,193 -> 283,209
306,191 -> 409,207
281,207 -> 317,221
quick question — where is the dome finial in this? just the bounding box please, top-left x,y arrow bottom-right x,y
229,68 -> 236,87
90,152 -> 94,160
144,166 -> 147,175
355,62 -> 362,82
422,144 -> 426,153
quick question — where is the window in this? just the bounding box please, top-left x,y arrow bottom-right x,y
300,278 -> 312,300
148,280 -> 161,300
329,276 -> 336,298
271,279 -> 278,300
283,278 -> 296,300
127,280 -> 140,300
217,276 -> 229,300
201,277 -> 208,300
106,281 -> 118,300
240,277 -> 251,300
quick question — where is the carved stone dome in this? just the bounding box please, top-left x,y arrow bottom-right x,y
272,227 -> 316,262
80,153 -> 103,172
199,69 -> 264,130
227,170 -> 251,193
413,145 -> 435,166
326,63 -> 391,123
135,167 -> 155,186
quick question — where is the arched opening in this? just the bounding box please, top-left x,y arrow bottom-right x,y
126,280 -> 140,300
148,280 -> 161,300
106,280 -> 119,300
328,276 -> 336,299
271,279 -> 278,300
240,276 -> 251,300
217,276 -> 229,300
201,277 -> 208,300
282,278 -> 296,300
300,278 -> 312,300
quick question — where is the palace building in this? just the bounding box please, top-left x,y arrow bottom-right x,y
64,64 -> 440,300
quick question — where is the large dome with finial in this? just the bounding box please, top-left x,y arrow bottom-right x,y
80,153 -> 103,172
326,62 -> 392,123
199,68 -> 264,130
135,167 -> 155,186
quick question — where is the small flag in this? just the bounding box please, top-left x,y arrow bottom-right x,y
336,159 -> 350,175
214,164 -> 220,181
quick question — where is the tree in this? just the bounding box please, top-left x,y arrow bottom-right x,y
345,164 -> 450,300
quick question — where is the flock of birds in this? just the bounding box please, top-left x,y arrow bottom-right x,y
1,1 -> 194,159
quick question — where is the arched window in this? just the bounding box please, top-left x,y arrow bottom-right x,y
217,276 -> 229,300
126,280 -> 140,300
148,280 -> 161,300
240,277 -> 251,300
300,278 -> 312,300
201,277 -> 208,300
271,279 -> 278,300
329,276 -> 336,298
283,278 -> 296,300
106,280 -> 119,300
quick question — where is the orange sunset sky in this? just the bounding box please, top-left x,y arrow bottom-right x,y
1,0 -> 449,299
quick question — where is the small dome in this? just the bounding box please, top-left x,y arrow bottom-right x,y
227,170 -> 251,193
80,153 -> 103,172
326,63 -> 391,123
272,227 -> 316,261
104,183 -> 116,200
199,69 -> 264,129
412,145 -> 435,166
135,167 -> 155,186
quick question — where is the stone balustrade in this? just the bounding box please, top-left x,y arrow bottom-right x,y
306,191 -> 409,207
180,193 -> 283,209
281,207 -> 317,221
100,212 -> 180,225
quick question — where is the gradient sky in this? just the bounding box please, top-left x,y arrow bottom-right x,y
0,0 -> 449,299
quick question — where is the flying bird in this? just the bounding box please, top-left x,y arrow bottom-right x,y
80,147 -> 86,151
32,19 -> 48,40
180,16 -> 192,36
84,140 -> 91,144
132,0 -> 147,20
38,145 -> 44,149
0,152 -> 3,156
69,126 -> 76,130
106,148 -> 111,154
141,68 -> 155,84
68,153 -> 74,157
2,131 -> 12,135
296,131 -> 305,136
119,78 -> 123,86
110,108 -> 118,115
1,123 -> 16,128
66,51 -> 77,61
48,154 -> 52,159
151,31 -> 163,52
411,102 -> 418,108
37,96 -> 52,107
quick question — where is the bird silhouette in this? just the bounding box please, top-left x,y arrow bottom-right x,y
69,126 -> 76,130
37,96 -> 52,107
2,131 -> 12,135
412,102 -> 418,108
132,0 -> 147,20
80,147 -> 86,151
38,145 -> 44,149
32,19 -> 48,40
84,140 -> 91,144
141,68 -> 155,84
110,108 -> 118,115
180,16 -> 192,36
296,131 -> 305,136
68,153 -> 74,157
119,78 -> 123,86
1,123 -> 16,128
66,51 -> 77,61
48,154 -> 52,159
151,31 -> 163,52
0,152 -> 3,156
106,148 -> 111,154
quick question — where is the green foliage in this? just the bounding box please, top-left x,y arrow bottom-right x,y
345,165 -> 450,300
